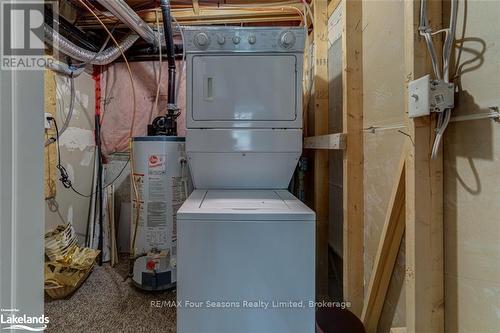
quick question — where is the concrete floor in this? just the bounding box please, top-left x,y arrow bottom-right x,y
44,256 -> 176,332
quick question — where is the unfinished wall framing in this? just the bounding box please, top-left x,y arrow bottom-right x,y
305,0 -> 364,314
319,0 -> 500,332
320,0 -> 438,330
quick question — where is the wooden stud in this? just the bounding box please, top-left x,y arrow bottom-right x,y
44,70 -> 57,199
361,149 -> 406,333
342,0 -> 364,316
312,0 -> 329,297
404,1 -> 444,332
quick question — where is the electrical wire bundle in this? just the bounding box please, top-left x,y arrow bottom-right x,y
419,0 -> 458,159
48,114 -> 130,198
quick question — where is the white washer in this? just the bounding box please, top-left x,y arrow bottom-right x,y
177,189 -> 315,333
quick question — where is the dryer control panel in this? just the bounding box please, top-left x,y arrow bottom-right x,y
183,27 -> 306,53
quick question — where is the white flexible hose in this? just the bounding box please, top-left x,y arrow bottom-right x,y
301,0 -> 314,25
431,109 -> 451,159
422,32 -> 442,80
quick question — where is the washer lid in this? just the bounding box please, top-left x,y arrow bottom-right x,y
202,190 -> 288,210
178,189 -> 315,221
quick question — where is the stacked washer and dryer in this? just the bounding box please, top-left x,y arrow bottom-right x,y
177,27 -> 316,333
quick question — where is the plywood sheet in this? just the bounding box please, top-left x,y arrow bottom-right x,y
444,3 -> 500,327
364,129 -> 406,332
361,0 -> 406,330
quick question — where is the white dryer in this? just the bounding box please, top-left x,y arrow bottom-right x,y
184,26 -> 306,189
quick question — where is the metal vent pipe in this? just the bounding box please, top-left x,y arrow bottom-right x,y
160,0 -> 176,105
96,0 -> 158,46
44,24 -> 140,65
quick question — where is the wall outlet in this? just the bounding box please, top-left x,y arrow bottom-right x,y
44,113 -> 53,129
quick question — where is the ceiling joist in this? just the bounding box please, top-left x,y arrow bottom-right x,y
76,3 -> 305,28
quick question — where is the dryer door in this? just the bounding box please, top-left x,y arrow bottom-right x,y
190,54 -> 298,124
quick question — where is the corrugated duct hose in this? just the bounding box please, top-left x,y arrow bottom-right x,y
44,23 -> 140,65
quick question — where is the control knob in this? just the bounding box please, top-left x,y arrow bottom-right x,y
232,35 -> 241,45
216,34 -> 226,45
248,35 -> 257,45
194,32 -> 210,48
279,31 -> 296,49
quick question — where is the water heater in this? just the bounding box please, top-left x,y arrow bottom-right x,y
130,137 -> 190,290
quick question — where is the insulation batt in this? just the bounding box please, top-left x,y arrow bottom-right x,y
100,60 -> 186,157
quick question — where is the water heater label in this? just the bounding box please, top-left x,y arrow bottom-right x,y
147,202 -> 167,227
146,227 -> 168,249
148,154 -> 166,175
148,177 -> 166,202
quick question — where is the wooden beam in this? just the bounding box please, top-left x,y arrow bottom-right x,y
404,0 -> 444,332
304,133 -> 346,150
192,0 -> 200,15
78,8 -> 302,28
173,7 -> 301,21
342,0 -> 364,316
312,0 -> 329,297
362,150 -> 406,333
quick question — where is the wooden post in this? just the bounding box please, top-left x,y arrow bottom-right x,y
44,70 -> 57,199
404,1 -> 444,332
342,0 -> 364,316
312,0 -> 329,297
